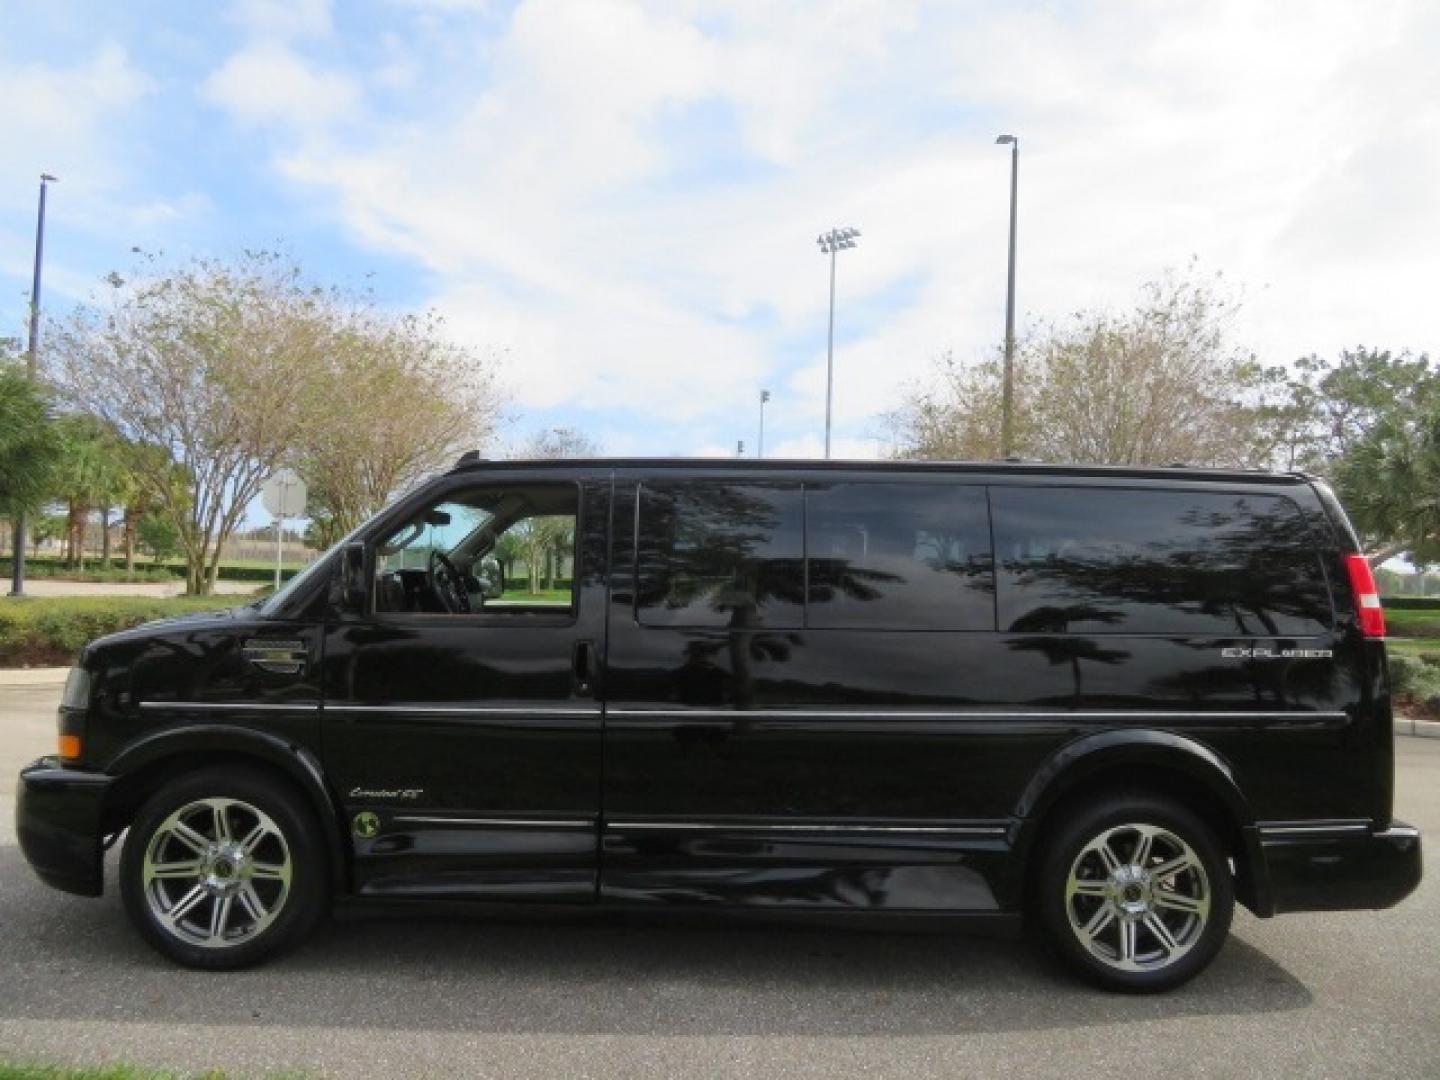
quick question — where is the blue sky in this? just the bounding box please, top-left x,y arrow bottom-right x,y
3,0 -> 1439,469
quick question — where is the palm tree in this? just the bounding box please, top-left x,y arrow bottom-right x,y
52,415 -> 131,571
1336,408 -> 1440,565
0,363 -> 62,535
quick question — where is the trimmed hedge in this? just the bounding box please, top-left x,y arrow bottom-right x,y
0,558 -> 181,583
1385,596 -> 1440,611
0,596 -> 237,667
0,555 -> 303,584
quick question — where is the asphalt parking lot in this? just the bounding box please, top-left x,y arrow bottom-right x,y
1,681 -> 1436,1079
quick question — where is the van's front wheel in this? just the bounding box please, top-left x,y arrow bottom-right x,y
1035,795 -> 1234,992
120,766 -> 327,969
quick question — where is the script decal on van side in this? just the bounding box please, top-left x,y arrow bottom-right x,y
348,786 -> 424,800
1220,647 -> 1334,660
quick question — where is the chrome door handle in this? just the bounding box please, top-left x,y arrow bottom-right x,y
242,640 -> 308,675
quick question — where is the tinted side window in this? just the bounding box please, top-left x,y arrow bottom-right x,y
806,483 -> 994,630
636,482 -> 804,628
992,487 -> 1332,636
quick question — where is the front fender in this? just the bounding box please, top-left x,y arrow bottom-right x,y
104,724 -> 348,892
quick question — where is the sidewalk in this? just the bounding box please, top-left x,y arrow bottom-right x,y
0,668 -> 70,687
17,579 -> 256,599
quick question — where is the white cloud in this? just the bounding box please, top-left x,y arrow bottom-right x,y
0,44 -> 151,211
210,0 -> 1440,452
229,0 -> 334,40
203,43 -> 359,130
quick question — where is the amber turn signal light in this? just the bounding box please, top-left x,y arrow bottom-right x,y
57,734 -> 81,760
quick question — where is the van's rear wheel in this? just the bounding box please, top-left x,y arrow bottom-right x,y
1035,794 -> 1233,992
120,766 -> 327,969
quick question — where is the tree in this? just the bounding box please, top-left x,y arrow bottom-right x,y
137,512 -> 180,564
493,530 -> 524,589
296,309 -> 503,549
0,361 -> 62,533
496,429 -> 596,592
50,414 -> 132,570
513,427 -> 600,460
1270,348 -> 1436,471
30,512 -> 66,557
1266,348 -> 1437,563
891,265 -> 1281,467
49,252 -> 337,594
1332,405 -> 1440,565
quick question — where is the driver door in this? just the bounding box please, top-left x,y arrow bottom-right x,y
321,472 -> 609,902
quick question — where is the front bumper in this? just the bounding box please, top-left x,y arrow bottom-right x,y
15,757 -> 114,897
1249,821 -> 1422,916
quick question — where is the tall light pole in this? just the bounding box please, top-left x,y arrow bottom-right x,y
9,173 -> 57,598
996,135 -> 1018,458
757,389 -> 770,458
817,226 -> 860,459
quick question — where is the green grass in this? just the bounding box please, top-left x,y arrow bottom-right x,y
498,587 -> 572,604
1389,637 -> 1437,658
1385,607 -> 1440,638
0,1065 -> 231,1079
0,595 -> 234,667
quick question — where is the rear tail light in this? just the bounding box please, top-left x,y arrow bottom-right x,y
1344,554 -> 1386,638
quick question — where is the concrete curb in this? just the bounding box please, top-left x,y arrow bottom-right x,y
1412,719 -> 1440,739
0,667 -> 69,688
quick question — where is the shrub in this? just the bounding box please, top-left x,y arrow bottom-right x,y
1389,653 -> 1440,703
0,554 -> 307,584
0,596 -> 234,667
0,558 -> 182,583
1385,596 -> 1440,611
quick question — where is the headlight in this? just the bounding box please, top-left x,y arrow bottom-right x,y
58,667 -> 90,760
61,666 -> 91,710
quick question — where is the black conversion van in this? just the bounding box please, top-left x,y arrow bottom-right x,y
17,458 -> 1422,991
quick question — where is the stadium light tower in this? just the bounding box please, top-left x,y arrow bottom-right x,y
758,389 -> 770,458
995,135 -> 1019,457
9,173 -> 57,598
816,226 -> 860,459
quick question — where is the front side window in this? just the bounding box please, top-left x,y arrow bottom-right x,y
374,483 -> 578,615
992,487 -> 1332,636
636,481 -> 804,628
806,482 -> 994,630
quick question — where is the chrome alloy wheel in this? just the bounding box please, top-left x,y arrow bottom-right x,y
142,797 -> 292,949
1064,822 -> 1210,973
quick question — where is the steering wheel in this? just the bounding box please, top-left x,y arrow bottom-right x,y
427,550 -> 472,614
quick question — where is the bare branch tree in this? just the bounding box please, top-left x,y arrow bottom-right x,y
890,264 -> 1283,468
296,308 -> 505,547
49,252 -> 333,594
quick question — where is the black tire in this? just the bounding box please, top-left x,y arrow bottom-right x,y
120,765 -> 328,970
1034,793 -> 1234,993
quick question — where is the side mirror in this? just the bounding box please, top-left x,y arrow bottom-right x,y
476,555 -> 504,601
336,542 -> 368,612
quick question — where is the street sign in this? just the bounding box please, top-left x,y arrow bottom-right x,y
261,469 -> 307,518
261,469 -> 308,591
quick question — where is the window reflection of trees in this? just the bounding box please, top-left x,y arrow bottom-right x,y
1007,605 -> 1131,705
806,485 -> 994,630
997,492 -> 1332,637
637,483 -> 805,629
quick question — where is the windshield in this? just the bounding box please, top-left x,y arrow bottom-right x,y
378,501 -> 495,571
